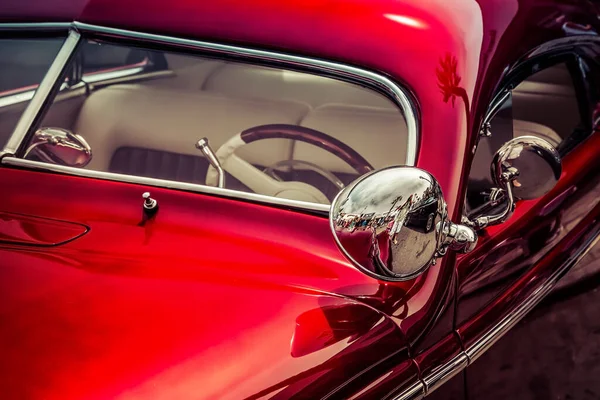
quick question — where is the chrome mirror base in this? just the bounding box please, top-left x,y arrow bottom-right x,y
441,220 -> 478,254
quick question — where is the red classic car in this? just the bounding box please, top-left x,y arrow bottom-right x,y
1,0 -> 599,398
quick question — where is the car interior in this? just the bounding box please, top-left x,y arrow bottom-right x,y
0,40 -> 582,206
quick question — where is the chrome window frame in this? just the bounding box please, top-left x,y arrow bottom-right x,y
0,22 -> 419,214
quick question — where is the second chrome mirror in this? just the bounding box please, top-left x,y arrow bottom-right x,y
470,135 -> 562,229
330,166 -> 477,281
491,135 -> 561,200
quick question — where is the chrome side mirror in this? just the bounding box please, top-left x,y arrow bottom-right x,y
330,166 -> 477,281
470,136 -> 561,228
24,127 -> 92,168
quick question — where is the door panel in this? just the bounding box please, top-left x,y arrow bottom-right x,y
0,166 -> 421,398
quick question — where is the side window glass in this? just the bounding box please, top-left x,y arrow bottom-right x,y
467,61 -> 583,210
0,37 -> 65,148
512,63 -> 584,149
27,40 -> 410,206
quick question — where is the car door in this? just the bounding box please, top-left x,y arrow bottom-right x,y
0,25 -> 425,399
455,38 -> 600,399
2,10 -> 599,400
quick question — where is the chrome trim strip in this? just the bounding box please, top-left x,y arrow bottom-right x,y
82,66 -> 145,83
2,30 -> 81,155
422,353 -> 468,395
1,158 -> 331,213
0,89 -> 35,108
389,380 -> 425,400
0,82 -> 74,109
0,22 -> 71,31
482,89 -> 511,128
73,21 -> 419,166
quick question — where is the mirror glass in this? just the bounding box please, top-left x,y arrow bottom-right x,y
330,166 -> 448,281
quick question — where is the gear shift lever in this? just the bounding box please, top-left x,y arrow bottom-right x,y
196,137 -> 225,188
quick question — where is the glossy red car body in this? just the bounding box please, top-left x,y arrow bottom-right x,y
1,0 -> 599,398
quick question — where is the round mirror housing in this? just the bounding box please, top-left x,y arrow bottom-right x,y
491,135 -> 561,200
330,166 -> 477,281
470,135 -> 562,229
24,127 -> 92,168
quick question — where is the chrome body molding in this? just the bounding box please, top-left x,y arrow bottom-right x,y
3,30 -> 81,156
82,66 -> 145,83
0,22 -> 71,31
0,89 -> 36,109
422,353 -> 468,395
72,22 -> 419,167
390,380 -> 425,400
1,158 -> 331,213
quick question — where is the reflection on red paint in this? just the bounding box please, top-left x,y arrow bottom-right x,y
291,301 -> 381,358
384,14 -> 428,29
436,53 -> 468,110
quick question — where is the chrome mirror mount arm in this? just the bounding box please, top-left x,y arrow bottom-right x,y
467,167 -> 518,229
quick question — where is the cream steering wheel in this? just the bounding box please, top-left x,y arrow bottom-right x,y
206,124 -> 374,204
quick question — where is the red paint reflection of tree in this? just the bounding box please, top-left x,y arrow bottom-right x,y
436,52 -> 471,136
436,53 -> 470,114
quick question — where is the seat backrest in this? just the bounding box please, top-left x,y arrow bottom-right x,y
203,63 -> 395,109
512,81 -> 578,139
146,56 -> 225,90
74,84 -> 311,171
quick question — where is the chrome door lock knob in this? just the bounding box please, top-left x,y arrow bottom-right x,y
142,192 -> 158,214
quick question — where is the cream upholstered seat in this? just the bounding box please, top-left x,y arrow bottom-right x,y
73,55 -> 412,184
512,81 -> 578,139
145,55 -> 225,91
74,84 -> 311,171
73,82 -> 561,188
202,63 -> 396,109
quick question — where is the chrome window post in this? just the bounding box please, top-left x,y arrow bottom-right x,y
2,29 -> 81,157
